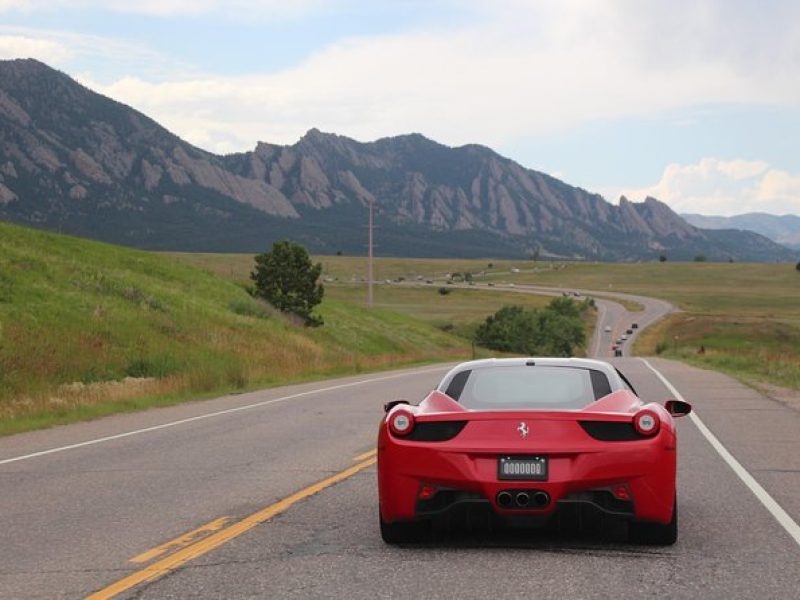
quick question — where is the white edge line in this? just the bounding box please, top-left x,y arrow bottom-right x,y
0,365 -> 450,467
640,357 -> 800,548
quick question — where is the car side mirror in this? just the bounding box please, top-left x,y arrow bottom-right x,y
665,399 -> 692,417
384,399 -> 410,413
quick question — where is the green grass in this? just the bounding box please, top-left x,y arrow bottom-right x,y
171,253 -> 800,391
636,314 -> 800,391
0,223 -> 472,435
325,284 -> 553,338
6,234 -> 794,436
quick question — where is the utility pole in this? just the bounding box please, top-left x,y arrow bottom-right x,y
368,198 -> 374,308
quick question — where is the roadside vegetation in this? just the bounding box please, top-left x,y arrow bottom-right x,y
636,314 -> 800,391
172,253 -> 800,391
4,225 -> 794,436
173,255 -> 800,390
0,223 -> 471,435
251,240 -> 325,326
1,224 -> 598,436
475,298 -> 591,357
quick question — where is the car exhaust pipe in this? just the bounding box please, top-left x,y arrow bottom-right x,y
515,492 -> 530,507
532,491 -> 550,508
496,491 -> 513,508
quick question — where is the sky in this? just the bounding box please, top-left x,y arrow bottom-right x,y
1,0 -> 798,217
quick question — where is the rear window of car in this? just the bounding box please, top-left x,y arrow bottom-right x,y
445,366 -> 608,410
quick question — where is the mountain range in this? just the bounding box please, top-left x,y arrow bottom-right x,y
0,58 -> 795,261
682,213 -> 800,251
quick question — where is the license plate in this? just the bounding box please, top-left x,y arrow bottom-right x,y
497,455 -> 548,480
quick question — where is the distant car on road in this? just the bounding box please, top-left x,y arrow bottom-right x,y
614,348 -> 623,357
378,357 -> 691,545
626,329 -> 633,335
632,323 -> 639,329
604,326 -> 612,333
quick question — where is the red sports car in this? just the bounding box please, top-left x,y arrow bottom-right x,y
377,358 -> 691,545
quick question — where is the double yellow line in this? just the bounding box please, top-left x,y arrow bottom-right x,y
88,449 -> 377,599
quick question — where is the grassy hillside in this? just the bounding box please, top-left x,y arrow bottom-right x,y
0,223 -> 471,435
170,254 -> 598,345
173,253 -> 800,392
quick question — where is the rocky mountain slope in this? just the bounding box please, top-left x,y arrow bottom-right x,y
0,58 -> 794,261
682,213 -> 800,251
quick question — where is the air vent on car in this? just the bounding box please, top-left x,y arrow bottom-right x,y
578,421 -> 647,441
407,421 -> 467,441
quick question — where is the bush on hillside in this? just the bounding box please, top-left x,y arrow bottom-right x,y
251,240 -> 324,326
474,297 -> 589,357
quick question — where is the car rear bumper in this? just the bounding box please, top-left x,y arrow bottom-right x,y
378,435 -> 676,525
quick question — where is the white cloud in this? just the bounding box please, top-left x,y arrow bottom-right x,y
66,0 -> 800,155
0,0 -> 328,18
0,26 -> 196,81
0,34 -> 72,63
618,158 -> 800,216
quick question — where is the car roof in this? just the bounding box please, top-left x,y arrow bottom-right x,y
446,357 -> 614,370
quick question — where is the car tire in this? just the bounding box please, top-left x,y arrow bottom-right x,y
380,516 -> 429,544
629,495 -> 677,546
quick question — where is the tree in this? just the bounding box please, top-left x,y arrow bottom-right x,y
473,299 -> 588,357
251,240 -> 324,326
547,296 -> 582,319
796,261 -> 800,272
694,254 -> 707,262
474,306 -> 531,353
659,254 -> 667,262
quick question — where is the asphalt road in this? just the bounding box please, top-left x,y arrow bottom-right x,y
1,299 -> 799,598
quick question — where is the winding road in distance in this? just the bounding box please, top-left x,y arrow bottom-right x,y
1,284 -> 798,599
440,280 -> 675,357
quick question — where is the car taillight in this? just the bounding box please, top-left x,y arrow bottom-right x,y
633,409 -> 660,436
388,410 -> 415,436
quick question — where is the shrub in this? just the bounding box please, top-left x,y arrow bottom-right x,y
474,298 -> 587,357
438,287 -> 451,295
251,240 -> 324,326
229,299 -> 271,319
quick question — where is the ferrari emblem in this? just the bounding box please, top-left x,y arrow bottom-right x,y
517,422 -> 529,439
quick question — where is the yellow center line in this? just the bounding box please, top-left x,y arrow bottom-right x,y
129,516 -> 232,564
352,448 -> 377,462
86,456 -> 377,600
